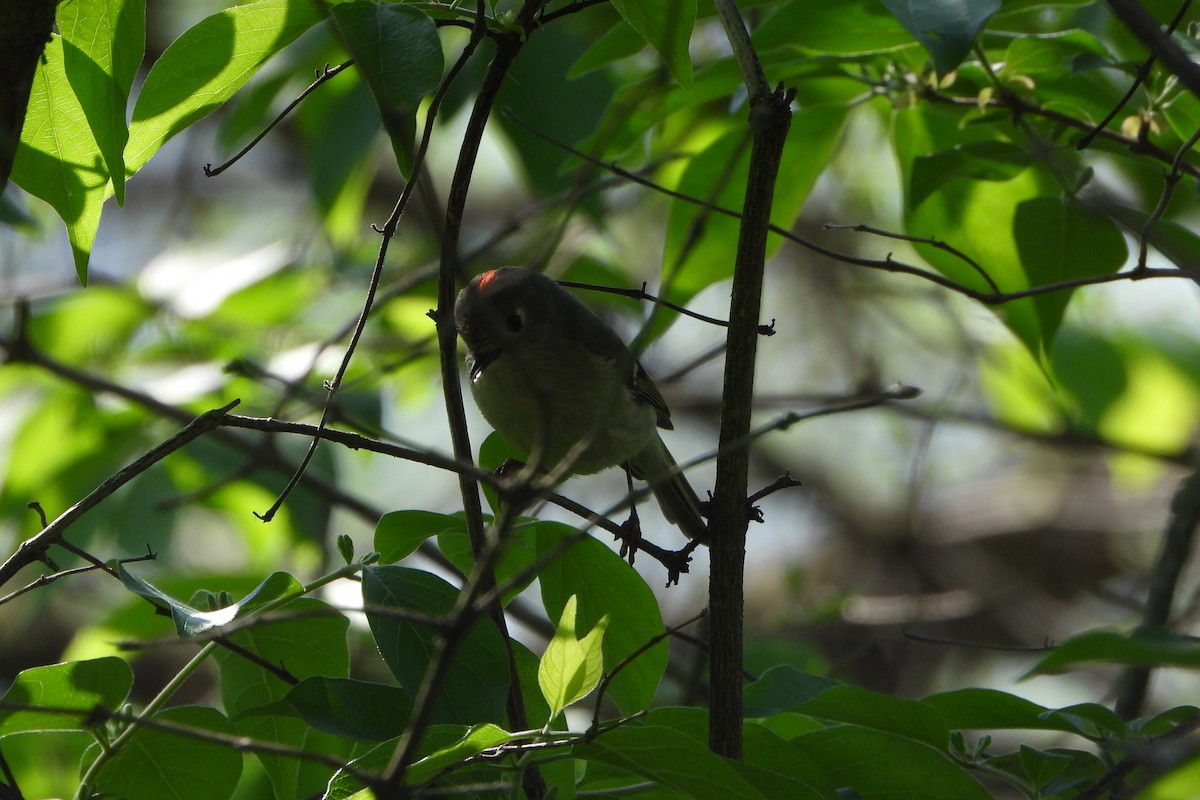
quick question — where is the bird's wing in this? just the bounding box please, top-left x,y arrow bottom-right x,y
633,362 -> 673,430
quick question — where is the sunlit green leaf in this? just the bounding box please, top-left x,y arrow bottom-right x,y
536,522 -> 667,714
0,657 -> 133,737
58,0 -> 145,205
611,0 -> 695,87
11,35 -> 107,283
539,594 -> 608,718
125,0 -> 321,173
659,102 -> 847,336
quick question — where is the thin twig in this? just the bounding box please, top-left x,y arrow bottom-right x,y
903,628 -> 1055,653
0,549 -> 156,608
0,400 -> 240,591
1075,0 -> 1194,150
257,1 -> 488,524
557,278 -> 776,335
590,609 -> 708,733
824,223 -> 1001,296
204,61 -> 355,177
502,107 -> 1200,303
1135,124 -> 1200,270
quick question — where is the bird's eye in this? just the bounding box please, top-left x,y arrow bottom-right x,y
505,309 -> 524,333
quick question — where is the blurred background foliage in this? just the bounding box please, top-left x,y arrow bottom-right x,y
3,0 -> 1200,795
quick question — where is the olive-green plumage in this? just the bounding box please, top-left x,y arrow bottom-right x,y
455,267 -> 707,540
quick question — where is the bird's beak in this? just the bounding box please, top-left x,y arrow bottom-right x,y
469,349 -> 499,382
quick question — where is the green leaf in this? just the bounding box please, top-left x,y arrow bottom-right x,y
330,2 -> 443,177
879,0 -> 1001,74
742,721 -> 841,799
1013,196 -> 1127,348
745,667 -> 950,748
58,0 -> 145,205
438,520 -> 539,605
116,564 -> 303,637
86,706 -> 241,800
10,35 -> 107,283
125,0 -> 322,174
982,747 -> 1106,796
754,0 -> 915,56
536,522 -> 667,714
997,31 -> 1115,80
496,27 -> 614,199
1026,628 -> 1200,676
923,687 -> 1057,731
793,724 -> 991,799
404,723 -> 514,786
801,688 -> 950,749
611,0 -> 695,87
361,565 -> 510,725
744,666 -> 838,717
660,103 -> 847,332
375,509 -> 468,563
539,595 -> 608,718
910,141 -> 1036,208
285,677 -> 412,741
569,18 -> 648,79
327,724 -> 511,795
577,712 -> 771,800
0,657 -> 133,737
478,431 -> 526,516
213,597 -> 349,799
895,105 -> 1049,355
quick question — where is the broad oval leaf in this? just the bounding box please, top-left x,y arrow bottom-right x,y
0,657 -> 133,737
539,594 -> 608,718
125,0 -> 322,174
330,2 -> 443,177
362,565 -> 510,725
1013,195 -> 1127,349
11,35 -> 107,283
611,0 -> 695,87
535,522 -> 667,714
59,0 -> 145,205
285,676 -> 412,741
879,0 -> 1001,74
86,706 -> 241,800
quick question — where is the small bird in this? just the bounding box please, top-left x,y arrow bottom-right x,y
454,266 -> 707,540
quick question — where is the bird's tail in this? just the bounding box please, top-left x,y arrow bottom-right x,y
630,436 -> 708,541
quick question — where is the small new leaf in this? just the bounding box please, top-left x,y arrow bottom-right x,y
539,595 -> 608,719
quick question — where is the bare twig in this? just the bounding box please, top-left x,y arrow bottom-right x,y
1077,0 -> 1192,149
1135,124 -> 1200,270
558,278 -> 776,335
0,400 -> 240,591
1105,0 -> 1200,101
502,104 -> 1200,303
258,0 -> 490,524
204,61 -> 355,177
0,549 -> 156,608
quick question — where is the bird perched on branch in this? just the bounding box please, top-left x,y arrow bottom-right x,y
454,266 -> 707,540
